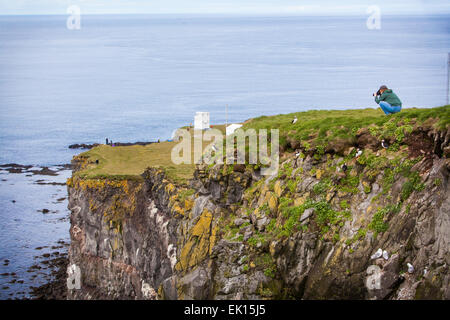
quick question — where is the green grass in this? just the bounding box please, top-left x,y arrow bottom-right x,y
368,204 -> 400,237
73,106 -> 448,182
73,126 -> 229,183
242,106 -> 449,152
74,142 -> 196,183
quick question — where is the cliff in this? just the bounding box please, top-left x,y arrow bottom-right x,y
66,106 -> 449,300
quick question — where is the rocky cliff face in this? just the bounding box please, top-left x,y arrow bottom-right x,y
67,126 -> 449,300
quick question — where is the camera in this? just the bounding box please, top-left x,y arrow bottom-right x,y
373,89 -> 381,97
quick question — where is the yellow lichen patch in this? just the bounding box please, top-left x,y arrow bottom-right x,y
274,180 -> 283,197
191,209 -> 212,236
326,192 -> 334,202
172,203 -> 185,217
316,169 -> 323,179
66,177 -> 74,187
177,209 -> 214,271
113,237 -> 119,250
89,200 -> 98,213
71,176 -> 136,198
104,195 -> 128,233
294,195 -> 308,206
157,284 -> 164,300
165,183 -> 176,195
169,194 -> 178,206
178,239 -> 195,270
267,193 -> 278,213
184,198 -> 194,212
257,189 -> 269,207
362,181 -> 371,193
260,183 -> 269,196
73,155 -> 90,170
337,190 -> 347,198
366,204 -> 375,215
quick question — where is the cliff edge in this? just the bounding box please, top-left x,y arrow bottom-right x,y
66,106 -> 449,299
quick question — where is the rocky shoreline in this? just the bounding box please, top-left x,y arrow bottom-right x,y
68,141 -> 156,150
0,163 -> 72,175
0,163 -> 71,300
30,247 -> 69,300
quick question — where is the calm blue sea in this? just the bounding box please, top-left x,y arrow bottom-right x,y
0,14 -> 449,298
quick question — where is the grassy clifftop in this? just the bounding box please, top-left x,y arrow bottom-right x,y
72,141 -> 196,183
71,125 -> 227,184
243,105 -> 449,154
72,106 -> 449,183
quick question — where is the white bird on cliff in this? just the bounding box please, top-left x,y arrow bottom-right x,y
371,248 -> 383,260
212,144 -> 218,152
382,250 -> 389,260
407,263 -> 415,274
292,116 -> 298,124
381,139 -> 389,149
355,148 -> 363,157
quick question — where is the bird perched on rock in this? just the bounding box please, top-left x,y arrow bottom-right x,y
355,148 -> 363,157
212,145 -> 218,152
342,163 -> 348,172
382,250 -> 389,260
371,248 -> 383,259
407,263 -> 414,274
381,139 -> 389,149
292,116 -> 298,124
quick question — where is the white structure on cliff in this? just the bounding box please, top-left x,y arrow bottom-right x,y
194,112 -> 210,130
226,123 -> 243,136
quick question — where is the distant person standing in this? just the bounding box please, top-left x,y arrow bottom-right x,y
373,85 -> 402,115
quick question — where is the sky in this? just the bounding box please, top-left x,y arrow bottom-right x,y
0,0 -> 449,15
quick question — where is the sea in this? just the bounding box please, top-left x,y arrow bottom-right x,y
0,13 -> 449,299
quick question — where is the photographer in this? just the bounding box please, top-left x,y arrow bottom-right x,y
373,85 -> 402,115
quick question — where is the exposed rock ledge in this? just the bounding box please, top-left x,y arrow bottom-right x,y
67,126 -> 449,300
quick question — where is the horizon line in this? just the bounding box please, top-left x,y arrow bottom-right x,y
1,12 -> 450,16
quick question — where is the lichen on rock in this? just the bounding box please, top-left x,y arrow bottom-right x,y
67,107 -> 450,300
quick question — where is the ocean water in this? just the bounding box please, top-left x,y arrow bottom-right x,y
0,166 -> 70,299
0,14 -> 449,299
